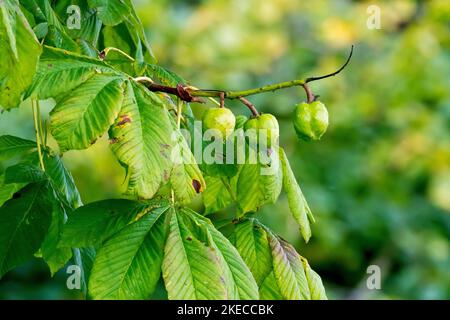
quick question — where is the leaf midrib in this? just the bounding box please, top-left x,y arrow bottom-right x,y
114,206 -> 167,298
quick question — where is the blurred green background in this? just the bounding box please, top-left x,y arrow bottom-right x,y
0,0 -> 449,299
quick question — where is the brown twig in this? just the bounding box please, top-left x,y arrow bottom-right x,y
219,92 -> 225,108
238,97 -> 259,116
302,83 -> 315,103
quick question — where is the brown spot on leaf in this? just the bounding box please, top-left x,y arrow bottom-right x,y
192,179 -> 202,193
186,236 -> 192,241
90,138 -> 97,145
47,63 -> 53,68
163,170 -> 169,181
116,115 -> 132,126
109,137 -> 119,144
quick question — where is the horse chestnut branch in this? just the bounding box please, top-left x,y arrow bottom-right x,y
136,45 -> 353,108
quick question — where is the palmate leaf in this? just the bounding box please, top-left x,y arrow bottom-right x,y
279,148 -> 315,243
0,181 -> 54,277
229,219 -> 327,300
61,199 -> 168,248
88,205 -> 169,299
27,46 -> 117,100
50,74 -> 125,151
162,208 -> 259,300
0,0 -> 41,110
184,209 -> 259,299
30,47 -> 199,200
162,210 -> 227,300
109,81 -> 175,199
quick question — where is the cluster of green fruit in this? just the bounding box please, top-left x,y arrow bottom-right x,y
202,100 -> 329,145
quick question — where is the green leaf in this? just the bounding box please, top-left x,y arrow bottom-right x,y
202,176 -> 234,214
28,46 -> 117,100
268,231 -> 311,300
72,246 -> 96,296
0,135 -> 36,161
123,3 -> 156,63
50,74 -> 125,151
279,148 -> 315,243
162,209 -> 259,300
148,64 -> 186,87
259,272 -> 283,300
43,153 -> 82,208
54,0 -> 102,49
88,205 -> 169,299
20,0 -> 79,51
0,0 -> 41,110
40,202 -> 72,275
108,81 -> 174,199
4,163 -> 46,184
62,199 -> 166,248
102,24 -> 135,75
0,181 -> 53,278
0,174 -> 26,207
237,148 -> 282,214
157,125 -> 205,204
162,210 -> 228,300
301,257 -> 327,300
33,22 -> 48,38
235,115 -> 248,129
88,0 -> 130,26
233,218 -> 272,286
184,209 -> 259,299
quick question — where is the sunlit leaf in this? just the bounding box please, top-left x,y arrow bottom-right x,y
0,0 -> 41,110
279,148 -> 315,242
88,205 -> 169,299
